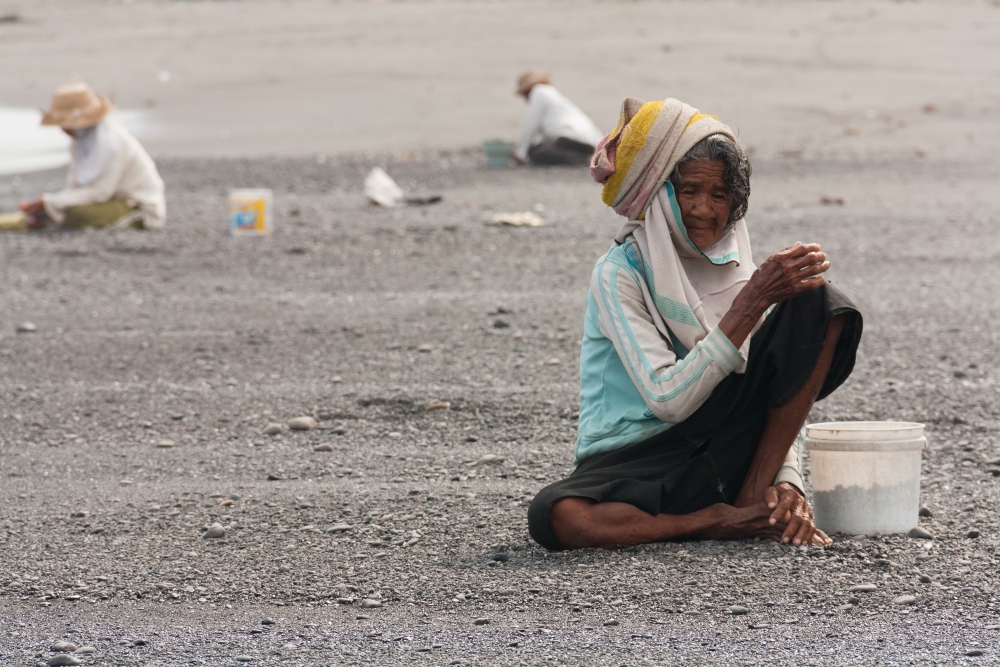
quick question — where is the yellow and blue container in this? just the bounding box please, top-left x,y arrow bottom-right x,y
228,189 -> 272,235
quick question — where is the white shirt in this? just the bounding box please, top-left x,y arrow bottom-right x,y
43,118 -> 166,229
514,84 -> 604,162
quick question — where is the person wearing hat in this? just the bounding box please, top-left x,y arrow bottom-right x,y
512,70 -> 604,167
16,82 -> 166,231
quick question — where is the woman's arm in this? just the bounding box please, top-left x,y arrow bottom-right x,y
592,258 -> 745,424
41,154 -> 127,224
719,242 -> 830,348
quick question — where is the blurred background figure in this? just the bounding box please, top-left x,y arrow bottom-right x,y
14,83 -> 165,231
512,70 -> 604,167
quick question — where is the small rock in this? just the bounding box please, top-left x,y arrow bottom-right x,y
288,416 -> 317,431
327,523 -> 352,533
417,344 -> 433,353
919,506 -> 932,518
749,623 -> 772,630
493,319 -> 509,329
846,596 -> 860,605
893,595 -> 917,605
602,619 -> 619,627
47,657 -> 81,667
480,453 -> 499,463
73,647 -> 95,654
546,358 -> 561,365
234,657 -> 252,663
155,583 -> 173,590
277,565 -> 290,574
473,618 -> 490,626
908,526 -> 934,540
965,649 -> 984,657
313,444 -> 333,452
729,605 -> 749,615
919,575 -> 932,584
360,599 -> 382,609
267,474 -> 283,481
263,423 -> 282,436
156,440 -> 175,448
491,553 -> 509,562
16,322 -> 36,333
261,618 -> 275,625
51,642 -> 78,653
331,375 -> 343,383
426,401 -> 450,412
202,523 -> 225,539
132,639 -> 147,647
968,530 -> 981,538
849,584 -> 877,593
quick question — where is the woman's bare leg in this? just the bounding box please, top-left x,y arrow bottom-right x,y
550,497 -> 782,550
734,315 -> 846,507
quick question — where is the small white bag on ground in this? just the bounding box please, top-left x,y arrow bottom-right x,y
364,167 -> 404,207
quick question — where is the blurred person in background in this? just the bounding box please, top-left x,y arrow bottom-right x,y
512,70 -> 603,167
14,82 -> 165,231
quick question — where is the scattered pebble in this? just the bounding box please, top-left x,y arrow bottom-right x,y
51,642 -> 77,653
234,656 -> 253,663
849,584 -> 877,593
262,423 -> 282,436
603,619 -> 619,626
908,526 -> 934,540
893,595 -> 917,605
16,322 -> 37,333
473,618 -> 490,626
729,606 -> 749,615
919,506 -> 933,517
360,599 -> 382,609
491,553 -> 509,562
919,575 -> 932,584
313,444 -> 333,452
288,416 -> 317,431
426,401 -> 450,412
155,582 -> 173,590
968,530 -> 981,538
749,623 -> 772,630
47,656 -> 81,667
327,523 -> 352,533
73,647 -> 95,654
202,523 -> 225,539
965,649 -> 984,657
261,618 -> 275,626
156,439 -> 175,448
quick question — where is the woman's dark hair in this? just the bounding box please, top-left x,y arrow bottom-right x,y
668,134 -> 752,225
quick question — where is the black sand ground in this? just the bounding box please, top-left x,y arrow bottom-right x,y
1,152 -> 998,665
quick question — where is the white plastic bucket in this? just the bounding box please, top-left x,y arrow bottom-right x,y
805,421 -> 925,535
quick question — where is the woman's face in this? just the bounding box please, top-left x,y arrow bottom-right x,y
675,158 -> 731,251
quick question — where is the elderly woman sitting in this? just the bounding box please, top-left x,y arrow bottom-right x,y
528,98 -> 862,550
17,82 -> 166,231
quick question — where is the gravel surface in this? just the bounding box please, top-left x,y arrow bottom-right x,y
1,151 -> 999,665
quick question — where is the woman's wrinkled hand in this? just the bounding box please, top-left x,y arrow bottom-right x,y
746,242 -> 829,310
764,483 -> 831,546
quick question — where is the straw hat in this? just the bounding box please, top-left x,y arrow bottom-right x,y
40,82 -> 112,130
516,70 -> 550,96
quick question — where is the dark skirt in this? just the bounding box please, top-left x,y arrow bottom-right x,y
527,283 -> 862,551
